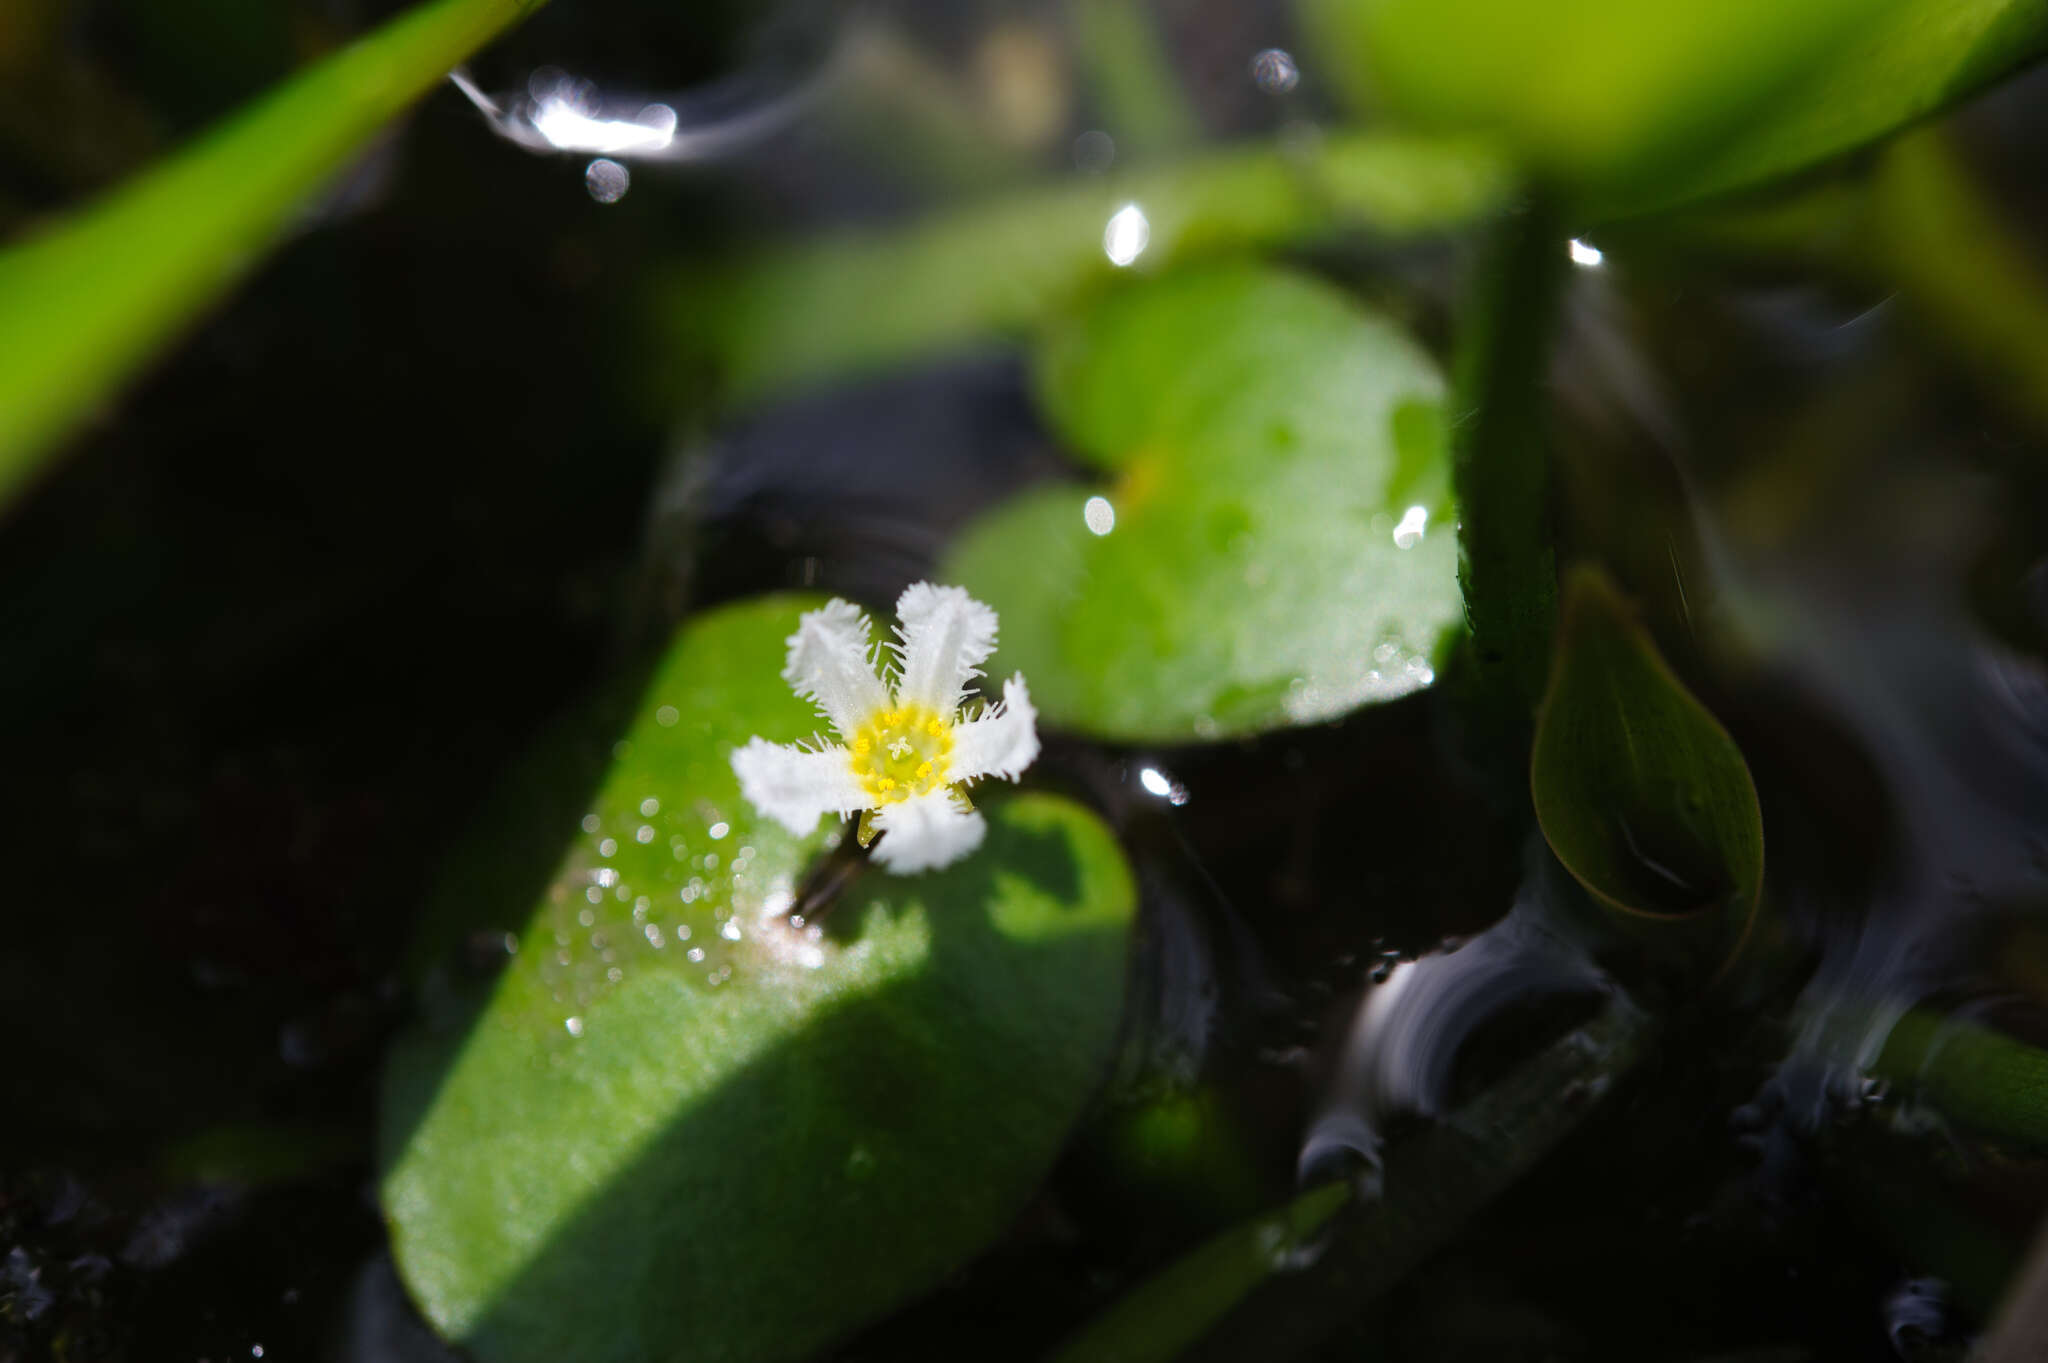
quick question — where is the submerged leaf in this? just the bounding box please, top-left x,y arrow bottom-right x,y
380,596 -> 1136,1363
1530,567 -> 1764,968
943,263 -> 1462,742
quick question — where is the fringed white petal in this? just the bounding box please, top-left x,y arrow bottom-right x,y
730,737 -> 872,836
783,598 -> 891,738
870,789 -> 987,874
950,674 -> 1040,784
892,582 -> 998,714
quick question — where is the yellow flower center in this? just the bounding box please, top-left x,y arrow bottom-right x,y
849,705 -> 953,805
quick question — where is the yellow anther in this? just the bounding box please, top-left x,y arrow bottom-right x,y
878,777 -> 895,792
916,761 -> 933,780
926,719 -> 945,737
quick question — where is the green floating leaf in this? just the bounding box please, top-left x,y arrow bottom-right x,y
0,0 -> 545,508
1302,0 -> 1874,199
1530,566 -> 1763,968
657,131 -> 1510,408
942,263 -> 1462,742
380,596 -> 1137,1363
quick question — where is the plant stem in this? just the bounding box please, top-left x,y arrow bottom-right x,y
1450,194 -> 1567,731
1873,1009 -> 2048,1153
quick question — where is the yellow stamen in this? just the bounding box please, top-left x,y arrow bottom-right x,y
847,702 -> 954,804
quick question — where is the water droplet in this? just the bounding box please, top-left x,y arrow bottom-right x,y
1073,129 -> 1115,173
655,705 -> 679,727
564,1016 -> 584,1037
721,919 -> 743,942
581,813 -> 602,834
640,797 -> 661,817
709,821 -> 730,841
584,157 -> 630,203
1249,48 -> 1299,94
1084,495 -> 1116,535
636,824 -> 656,843
598,837 -> 618,858
686,947 -> 705,963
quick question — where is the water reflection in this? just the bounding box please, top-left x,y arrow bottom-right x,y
1083,495 -> 1116,535
1299,848 -> 1611,1185
449,58 -> 825,165
1391,505 -> 1428,548
1103,203 -> 1150,267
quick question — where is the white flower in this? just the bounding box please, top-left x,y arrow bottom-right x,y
730,583 -> 1040,873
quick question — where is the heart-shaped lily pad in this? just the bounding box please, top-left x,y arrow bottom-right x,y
941,263 -> 1461,742
1530,567 -> 1764,972
379,595 -> 1136,1363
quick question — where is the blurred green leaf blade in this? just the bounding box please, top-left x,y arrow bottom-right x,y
1303,0 -> 2048,217
1302,0 -> 1879,197
380,595 -> 1137,1363
1530,566 -> 1764,968
0,0 -> 545,507
660,131 -> 1511,408
1646,0 -> 2048,215
943,263 -> 1463,742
